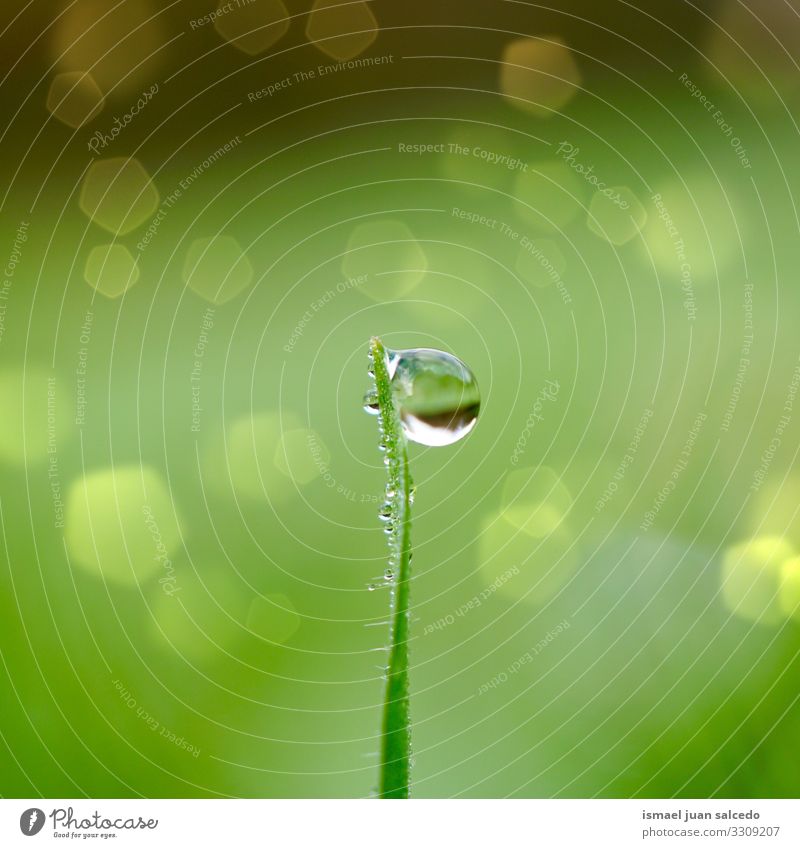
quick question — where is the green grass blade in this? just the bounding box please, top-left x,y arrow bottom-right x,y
369,336 -> 413,799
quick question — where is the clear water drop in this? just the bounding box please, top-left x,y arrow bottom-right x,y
378,503 -> 392,521
384,569 -> 394,581
363,390 -> 379,415
368,347 -> 480,447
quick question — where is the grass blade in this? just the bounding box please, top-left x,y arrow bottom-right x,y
368,336 -> 412,799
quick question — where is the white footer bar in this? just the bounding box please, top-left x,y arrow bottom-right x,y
2,799 -> 798,847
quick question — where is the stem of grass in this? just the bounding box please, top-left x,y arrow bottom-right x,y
369,336 -> 412,799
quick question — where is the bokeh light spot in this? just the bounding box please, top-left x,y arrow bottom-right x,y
342,220 -> 427,299
52,0 -> 165,95
65,465 -> 182,586
588,186 -> 647,245
226,412 -> 301,501
439,124 -> 524,196
46,71 -> 104,128
306,0 -> 378,62
274,428 -> 329,485
643,175 -> 744,281
214,0 -> 290,56
501,466 -> 572,538
84,244 -> 140,299
79,157 -> 159,236
706,0 -> 800,104
479,512 -> 579,604
780,557 -> 800,620
749,477 -> 800,540
0,367 -> 69,467
720,536 -> 796,625
183,236 -> 254,305
500,36 -> 581,117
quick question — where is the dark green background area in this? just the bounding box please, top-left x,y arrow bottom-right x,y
1,0 -> 800,798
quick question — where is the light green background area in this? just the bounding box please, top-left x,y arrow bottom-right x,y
2,0 -> 800,799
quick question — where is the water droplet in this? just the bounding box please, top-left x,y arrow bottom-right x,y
378,503 -> 392,520
383,522 -> 395,534
384,569 -> 394,581
367,583 -> 377,592
387,348 -> 480,446
363,389 -> 379,415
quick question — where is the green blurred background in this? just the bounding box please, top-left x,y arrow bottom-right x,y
2,0 -> 800,798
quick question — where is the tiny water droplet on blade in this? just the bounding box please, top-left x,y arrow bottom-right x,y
363,389 -> 379,414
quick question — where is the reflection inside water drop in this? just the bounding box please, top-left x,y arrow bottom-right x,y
363,389 -> 379,414
387,347 -> 480,446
